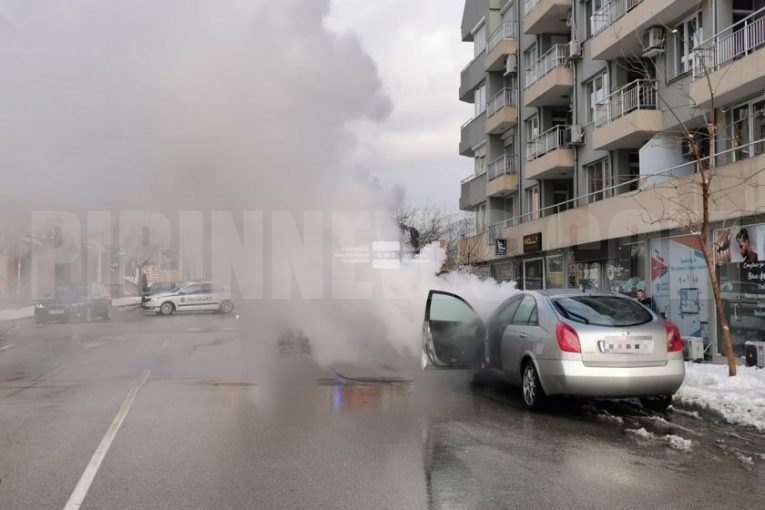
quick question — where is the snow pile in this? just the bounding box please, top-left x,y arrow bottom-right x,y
676,363 -> 765,431
626,427 -> 694,452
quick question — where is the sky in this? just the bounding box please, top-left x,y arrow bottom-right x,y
326,0 -> 473,210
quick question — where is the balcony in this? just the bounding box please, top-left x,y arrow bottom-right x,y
690,8 -> 765,109
524,45 -> 573,107
459,51 -> 486,102
486,88 -> 518,134
459,172 -> 487,211
485,21 -> 519,72
486,155 -> 519,197
459,112 -> 486,157
590,0 -> 699,61
525,125 -> 575,180
523,0 -> 571,35
592,80 -> 662,150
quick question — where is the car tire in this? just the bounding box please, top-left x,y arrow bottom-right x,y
521,360 -> 548,411
104,304 -> 112,320
640,395 -> 672,412
219,300 -> 234,314
159,302 -> 175,316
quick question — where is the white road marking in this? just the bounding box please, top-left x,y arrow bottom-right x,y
62,370 -> 150,510
78,341 -> 107,349
160,339 -> 171,349
0,343 -> 15,351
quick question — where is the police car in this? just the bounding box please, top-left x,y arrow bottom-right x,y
141,282 -> 235,315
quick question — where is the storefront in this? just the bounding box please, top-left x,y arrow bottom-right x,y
568,238 -> 647,295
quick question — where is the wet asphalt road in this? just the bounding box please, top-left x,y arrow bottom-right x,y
0,308 -> 764,510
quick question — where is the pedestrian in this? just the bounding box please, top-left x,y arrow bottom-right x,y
635,289 -> 654,312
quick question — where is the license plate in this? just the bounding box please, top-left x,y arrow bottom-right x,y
48,310 -> 64,315
599,336 -> 654,354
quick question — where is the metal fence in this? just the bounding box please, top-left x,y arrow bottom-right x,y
488,21 -> 518,52
694,7 -> 765,78
487,88 -> 516,118
526,125 -> 571,161
525,44 -> 568,88
487,155 -> 517,181
594,80 -> 657,127
591,0 -> 643,36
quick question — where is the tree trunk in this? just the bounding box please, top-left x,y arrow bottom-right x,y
702,244 -> 737,376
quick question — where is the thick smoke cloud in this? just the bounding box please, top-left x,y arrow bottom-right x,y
0,1 -> 514,368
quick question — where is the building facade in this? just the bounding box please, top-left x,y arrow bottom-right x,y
458,0 -> 765,357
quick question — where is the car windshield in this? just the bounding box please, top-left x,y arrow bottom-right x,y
553,295 -> 653,327
52,287 -> 88,300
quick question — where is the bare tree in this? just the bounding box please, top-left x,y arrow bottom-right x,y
607,28 -> 765,376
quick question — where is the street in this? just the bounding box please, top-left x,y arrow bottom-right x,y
0,308 -> 764,510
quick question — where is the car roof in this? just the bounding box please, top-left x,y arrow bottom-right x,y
525,288 -> 628,299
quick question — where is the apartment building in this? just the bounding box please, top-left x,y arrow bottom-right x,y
457,0 -> 765,356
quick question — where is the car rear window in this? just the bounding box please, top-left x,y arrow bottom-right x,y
553,295 -> 653,327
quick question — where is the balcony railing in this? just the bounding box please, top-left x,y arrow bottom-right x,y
591,0 -> 643,36
487,88 -> 517,118
523,0 -> 542,16
525,44 -> 568,88
526,125 -> 571,161
488,220 -> 519,244
487,155 -> 517,181
594,80 -> 657,127
488,21 -> 518,52
461,172 -> 485,185
693,7 -> 765,78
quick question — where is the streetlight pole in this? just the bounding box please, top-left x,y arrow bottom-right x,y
16,242 -> 21,309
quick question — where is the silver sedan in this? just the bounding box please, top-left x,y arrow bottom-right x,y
422,289 -> 685,411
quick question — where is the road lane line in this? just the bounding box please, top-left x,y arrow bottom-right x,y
160,339 -> 171,349
0,343 -> 14,351
77,341 -> 107,349
62,370 -> 151,510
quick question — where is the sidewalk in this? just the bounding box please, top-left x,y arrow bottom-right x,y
0,297 -> 141,323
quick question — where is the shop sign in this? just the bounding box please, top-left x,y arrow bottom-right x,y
495,238 -> 507,256
523,233 -> 542,254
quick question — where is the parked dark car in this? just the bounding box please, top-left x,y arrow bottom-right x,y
34,284 -> 113,324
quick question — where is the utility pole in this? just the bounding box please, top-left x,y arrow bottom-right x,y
16,242 -> 21,309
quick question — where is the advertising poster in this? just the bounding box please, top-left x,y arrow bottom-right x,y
650,236 -> 710,340
714,224 -> 765,355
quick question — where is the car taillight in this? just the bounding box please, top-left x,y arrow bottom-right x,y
556,322 -> 581,353
665,321 -> 683,353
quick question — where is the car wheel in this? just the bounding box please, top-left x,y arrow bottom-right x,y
521,361 -> 548,411
640,395 -> 672,412
104,304 -> 112,320
159,302 -> 175,316
219,300 -> 234,314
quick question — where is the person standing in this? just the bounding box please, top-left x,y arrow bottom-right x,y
636,289 -> 655,312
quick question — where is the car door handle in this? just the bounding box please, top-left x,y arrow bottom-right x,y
518,333 -> 528,338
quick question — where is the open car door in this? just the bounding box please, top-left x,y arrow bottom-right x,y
422,290 -> 486,369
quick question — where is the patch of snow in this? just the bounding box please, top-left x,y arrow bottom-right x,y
593,412 -> 624,426
626,428 -> 694,452
676,363 -> 765,432
672,408 -> 702,420
734,452 -> 754,466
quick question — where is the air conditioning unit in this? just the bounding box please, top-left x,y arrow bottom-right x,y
642,26 -> 665,58
568,39 -> 582,60
682,337 -> 705,362
745,341 -> 765,368
504,54 -> 517,75
569,124 -> 584,145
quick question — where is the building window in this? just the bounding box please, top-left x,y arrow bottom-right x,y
474,83 -> 486,117
727,98 -> 765,162
673,11 -> 703,77
585,158 -> 611,203
526,186 -> 540,219
476,204 -> 487,233
585,72 -> 608,124
585,0 -> 606,39
474,24 -> 486,57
